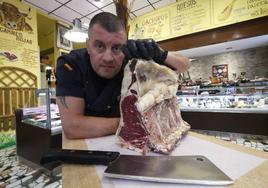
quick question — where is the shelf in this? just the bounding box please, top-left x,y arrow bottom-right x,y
178,83 -> 268,96
51,126 -> 62,135
178,93 -> 268,97
181,107 -> 268,114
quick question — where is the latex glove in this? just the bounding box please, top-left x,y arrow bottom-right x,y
122,39 -> 168,64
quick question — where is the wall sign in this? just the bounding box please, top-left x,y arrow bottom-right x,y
56,24 -> 73,51
0,0 -> 39,79
212,64 -> 228,79
129,0 -> 268,41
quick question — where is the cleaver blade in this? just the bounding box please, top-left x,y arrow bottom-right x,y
40,149 -> 233,185
104,154 -> 233,186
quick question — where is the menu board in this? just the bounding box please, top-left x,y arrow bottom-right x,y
129,0 -> 268,41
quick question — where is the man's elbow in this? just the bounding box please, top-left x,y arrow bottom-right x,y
184,57 -> 191,71
64,130 -> 77,139
165,52 -> 191,73
62,122 -> 79,139
175,58 -> 191,73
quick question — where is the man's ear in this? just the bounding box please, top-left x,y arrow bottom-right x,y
86,38 -> 91,54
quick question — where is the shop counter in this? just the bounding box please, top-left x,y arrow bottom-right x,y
62,132 -> 268,188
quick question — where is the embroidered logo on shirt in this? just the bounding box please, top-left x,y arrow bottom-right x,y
63,63 -> 73,71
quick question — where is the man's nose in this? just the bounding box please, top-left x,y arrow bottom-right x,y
102,49 -> 113,62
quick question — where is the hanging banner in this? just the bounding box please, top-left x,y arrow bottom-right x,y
0,0 -> 39,79
129,0 -> 268,41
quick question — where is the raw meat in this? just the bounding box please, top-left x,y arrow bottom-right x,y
116,59 -> 190,154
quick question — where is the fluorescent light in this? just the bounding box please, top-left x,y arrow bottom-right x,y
45,66 -> 52,70
64,30 -> 87,43
189,58 -> 196,62
64,18 -> 88,43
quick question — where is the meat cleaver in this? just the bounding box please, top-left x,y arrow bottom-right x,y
41,149 -> 233,186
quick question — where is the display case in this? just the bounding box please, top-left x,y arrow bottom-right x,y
15,88 -> 62,171
177,84 -> 268,136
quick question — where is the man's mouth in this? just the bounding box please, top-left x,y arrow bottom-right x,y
100,65 -> 115,69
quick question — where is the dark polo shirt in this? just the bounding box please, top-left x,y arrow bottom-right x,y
56,48 -> 124,117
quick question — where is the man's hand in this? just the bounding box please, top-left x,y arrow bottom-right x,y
122,39 -> 168,64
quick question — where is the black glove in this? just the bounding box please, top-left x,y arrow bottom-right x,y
122,39 -> 168,65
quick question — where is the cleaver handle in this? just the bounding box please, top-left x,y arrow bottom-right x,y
40,149 -> 120,165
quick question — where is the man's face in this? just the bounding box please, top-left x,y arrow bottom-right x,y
86,24 -> 127,79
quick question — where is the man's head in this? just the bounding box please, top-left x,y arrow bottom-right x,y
86,12 -> 127,79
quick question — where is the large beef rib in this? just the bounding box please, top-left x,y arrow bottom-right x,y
116,59 -> 190,155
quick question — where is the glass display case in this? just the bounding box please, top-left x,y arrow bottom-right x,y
178,94 -> 268,113
177,84 -> 268,136
21,104 -> 61,135
177,84 -> 268,113
15,88 -> 62,171
18,88 -> 61,134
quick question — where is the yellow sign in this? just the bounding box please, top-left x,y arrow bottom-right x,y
133,9 -> 170,40
169,0 -> 211,38
129,0 -> 268,41
0,0 -> 40,85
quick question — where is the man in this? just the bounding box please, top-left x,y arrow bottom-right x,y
56,12 -> 190,139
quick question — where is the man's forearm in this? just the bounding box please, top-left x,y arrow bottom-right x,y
56,96 -> 120,139
62,114 -> 120,139
164,52 -> 190,73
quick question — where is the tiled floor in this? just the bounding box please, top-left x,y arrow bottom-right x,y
0,146 -> 62,188
0,131 -> 267,188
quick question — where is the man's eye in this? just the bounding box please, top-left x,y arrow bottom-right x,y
97,44 -> 104,49
112,45 -> 122,53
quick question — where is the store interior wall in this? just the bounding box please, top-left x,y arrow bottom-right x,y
36,12 -> 86,89
37,13 -> 55,90
189,45 -> 268,81
37,13 -> 55,65
37,13 -> 86,63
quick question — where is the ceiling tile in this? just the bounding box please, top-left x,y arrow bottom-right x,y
129,13 -> 136,20
148,0 -> 161,3
80,17 -> 91,23
66,0 -> 97,15
101,3 -> 116,15
52,5 -> 82,23
89,0 -> 113,9
24,0 -> 61,12
128,0 -> 150,11
56,0 -> 70,4
86,10 -> 103,20
152,0 -> 176,9
133,5 -> 154,17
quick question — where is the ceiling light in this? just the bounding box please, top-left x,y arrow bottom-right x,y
93,0 -> 103,4
189,58 -> 196,62
64,18 -> 88,43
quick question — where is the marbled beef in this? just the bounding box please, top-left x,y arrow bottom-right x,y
116,59 -> 190,154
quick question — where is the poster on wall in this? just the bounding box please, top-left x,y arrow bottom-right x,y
56,24 -> 73,51
212,64 -> 228,79
0,0 -> 39,72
